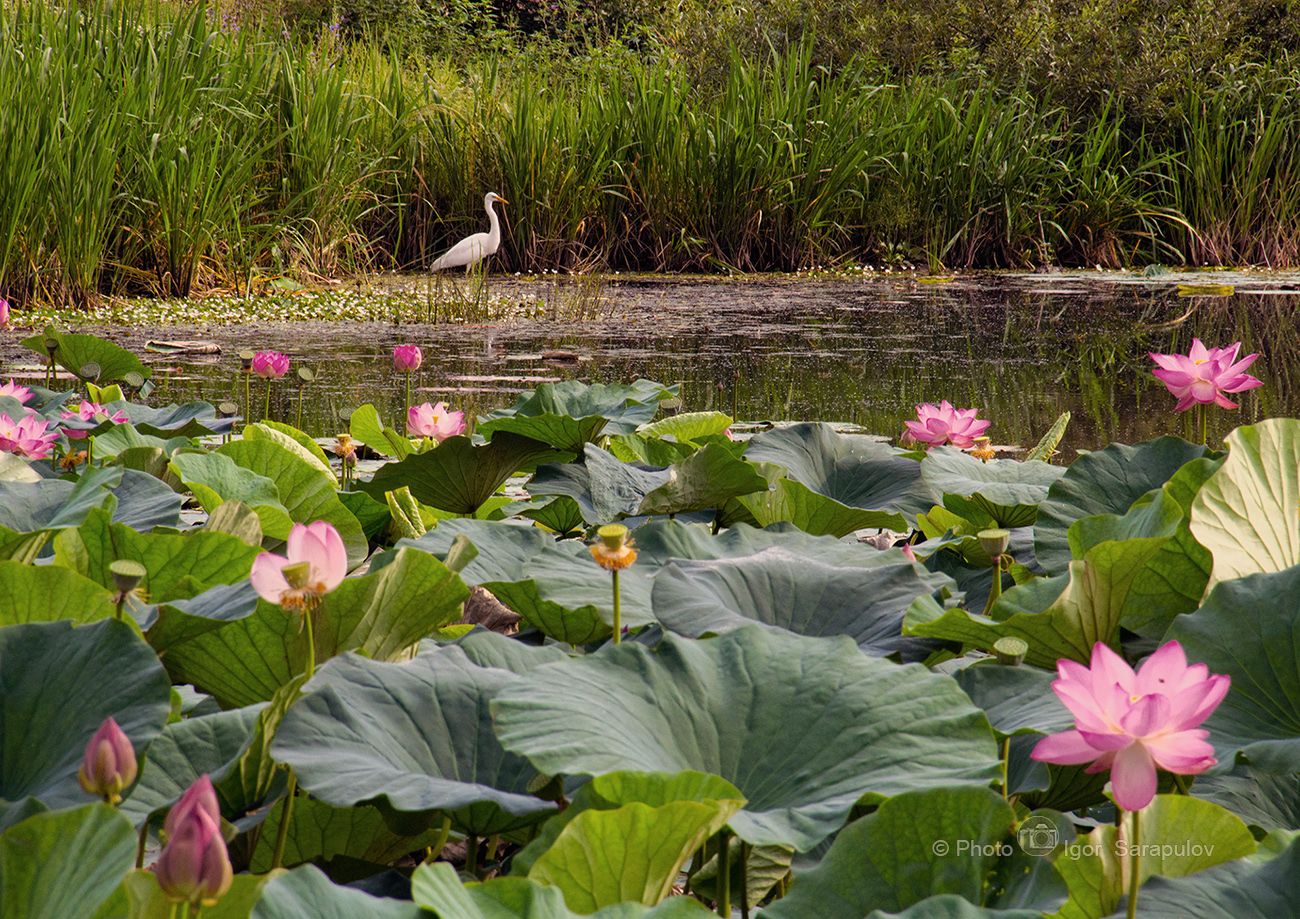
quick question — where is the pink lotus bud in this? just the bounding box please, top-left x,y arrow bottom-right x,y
393,344 -> 422,372
0,297 -> 9,329
901,543 -> 917,562
164,774 -> 220,839
154,807 -> 232,906
77,717 -> 137,803
251,351 -> 290,379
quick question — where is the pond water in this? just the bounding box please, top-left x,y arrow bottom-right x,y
4,272 -> 1298,454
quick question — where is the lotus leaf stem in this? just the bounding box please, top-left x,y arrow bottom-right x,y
271,770 -> 298,871
466,833 -> 479,877
136,820 -> 148,868
427,813 -> 452,863
717,830 -> 730,917
739,840 -> 750,919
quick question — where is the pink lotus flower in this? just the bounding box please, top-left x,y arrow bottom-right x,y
61,401 -> 129,438
393,344 -> 423,372
902,401 -> 991,449
155,775 -> 231,907
0,412 -> 59,460
0,297 -> 9,330
1149,339 -> 1262,411
0,379 -> 31,404
78,717 -> 137,804
251,351 -> 290,379
407,401 -> 466,442
250,521 -> 347,611
1031,641 -> 1229,811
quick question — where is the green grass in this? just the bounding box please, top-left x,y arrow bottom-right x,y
2,3 -> 1300,309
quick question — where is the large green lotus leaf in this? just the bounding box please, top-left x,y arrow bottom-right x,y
0,452 -> 42,483
1052,794 -> 1255,919
636,444 -> 769,516
220,436 -> 368,568
1109,836 -> 1300,918
492,627 -> 1000,851
480,379 -> 676,439
638,411 -> 733,443
0,559 -> 116,625
249,797 -> 443,872
1193,764 -> 1300,832
479,412 -> 609,454
401,520 -> 654,644
511,771 -> 746,877
763,788 -> 1064,918
729,476 -> 909,536
904,523 -> 1174,669
952,665 -> 1074,737
650,547 -> 951,659
1165,566 -> 1300,772
252,864 -> 428,919
349,403 -> 415,459
91,424 -> 191,462
516,495 -> 586,536
608,433 -> 699,466
55,507 -> 260,603
529,797 -> 743,912
156,547 -> 468,708
527,445 -> 671,523
0,525 -> 49,564
1066,459 -> 1216,638
412,862 -> 712,919
21,329 -> 149,383
118,704 -> 265,829
109,469 -> 184,531
632,518 -> 904,569
121,871 -> 270,919
0,804 -> 136,919
0,620 -> 171,809
1033,437 -> 1207,574
0,465 -> 121,533
111,401 -> 232,438
251,421 -> 335,474
921,447 -> 1065,529
1189,419 -> 1300,587
859,897 -> 1045,918
271,646 -> 557,836
170,450 -> 294,540
744,423 -> 934,517
364,433 -> 565,515
449,628 -> 573,674
225,676 -> 307,811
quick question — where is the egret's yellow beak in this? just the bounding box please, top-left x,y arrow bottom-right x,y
496,195 -> 509,206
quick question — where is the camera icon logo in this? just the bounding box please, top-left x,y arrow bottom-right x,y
1017,815 -> 1060,857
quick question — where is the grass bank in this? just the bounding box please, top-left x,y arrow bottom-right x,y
3,2 -> 1300,308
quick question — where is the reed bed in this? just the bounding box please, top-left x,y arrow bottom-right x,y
2,2 -> 1300,306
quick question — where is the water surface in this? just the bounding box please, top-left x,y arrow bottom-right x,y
4,272 -> 1297,454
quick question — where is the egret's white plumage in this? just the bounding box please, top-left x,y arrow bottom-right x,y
431,191 -> 508,272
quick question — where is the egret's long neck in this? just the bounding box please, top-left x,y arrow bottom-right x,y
485,200 -> 501,247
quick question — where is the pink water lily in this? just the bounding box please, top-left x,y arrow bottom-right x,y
0,412 -> 59,460
393,344 -> 422,372
251,350 -> 290,379
408,401 -> 466,442
1149,339 -> 1262,411
61,401 -> 129,438
0,379 -> 31,404
155,775 -> 231,907
903,400 -> 991,449
1031,641 -> 1229,811
0,297 -> 9,329
250,521 -> 347,611
78,717 -> 137,804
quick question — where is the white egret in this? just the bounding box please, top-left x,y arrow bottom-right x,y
431,191 -> 509,272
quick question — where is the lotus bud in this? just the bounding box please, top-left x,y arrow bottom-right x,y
978,528 -> 1010,560
0,297 -> 9,329
393,344 -> 423,372
78,717 -> 137,804
154,808 -> 232,906
164,775 -> 220,839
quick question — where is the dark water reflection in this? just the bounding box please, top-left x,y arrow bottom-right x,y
10,273 -> 1300,455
